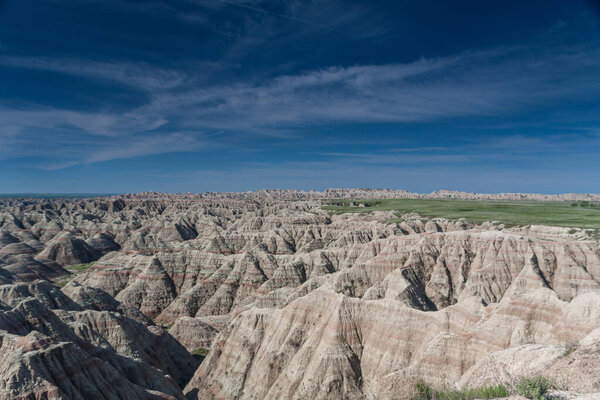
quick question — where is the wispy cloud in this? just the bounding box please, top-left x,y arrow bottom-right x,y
0,56 -> 187,91
0,108 -> 167,137
37,132 -> 206,170
213,0 -> 354,36
135,45 -> 600,131
2,42 -> 600,168
44,0 -> 212,26
310,150 -> 470,165
191,0 -> 397,39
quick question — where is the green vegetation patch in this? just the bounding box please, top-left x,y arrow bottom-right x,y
323,198 -> 600,230
414,376 -> 556,400
562,343 -> 577,357
570,201 -> 600,210
152,320 -> 174,330
191,347 -> 210,357
414,381 -> 509,400
54,279 -> 70,288
53,262 -> 96,288
65,261 -> 96,274
515,376 -> 554,400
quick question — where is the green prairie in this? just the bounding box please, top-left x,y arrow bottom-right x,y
323,199 -> 600,230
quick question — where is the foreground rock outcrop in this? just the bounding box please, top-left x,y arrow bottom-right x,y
0,281 -> 198,399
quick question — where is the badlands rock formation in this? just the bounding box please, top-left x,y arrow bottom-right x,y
0,192 -> 599,399
0,281 -> 197,399
112,188 -> 600,202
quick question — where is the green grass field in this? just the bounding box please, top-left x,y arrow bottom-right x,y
323,199 -> 600,231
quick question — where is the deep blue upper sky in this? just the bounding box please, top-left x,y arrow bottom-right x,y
1,0 -> 600,193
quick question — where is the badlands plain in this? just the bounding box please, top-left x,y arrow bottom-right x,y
1,189 -> 600,400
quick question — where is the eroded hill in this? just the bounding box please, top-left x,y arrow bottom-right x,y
0,194 -> 599,399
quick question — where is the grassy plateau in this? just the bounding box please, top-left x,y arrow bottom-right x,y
323,199 -> 600,231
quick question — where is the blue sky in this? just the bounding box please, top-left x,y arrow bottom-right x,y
1,0 -> 600,193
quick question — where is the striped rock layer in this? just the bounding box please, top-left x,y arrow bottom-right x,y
1,195 -> 600,399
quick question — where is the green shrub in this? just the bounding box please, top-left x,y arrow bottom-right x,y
191,347 -> 210,357
415,381 -> 433,399
515,376 -> 554,400
414,381 -> 509,400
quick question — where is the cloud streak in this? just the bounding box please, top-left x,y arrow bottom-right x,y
0,56 -> 187,91
37,132 -> 206,170
136,45 -> 600,132
2,43 -> 600,167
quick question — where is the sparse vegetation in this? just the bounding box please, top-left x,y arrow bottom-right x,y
53,262 -> 96,288
65,261 -> 96,273
563,343 -> 577,357
570,201 -> 600,210
414,376 -> 557,400
191,347 -> 210,357
588,229 -> 600,240
55,279 -> 70,288
515,376 -> 554,400
324,199 -> 600,230
152,320 -> 174,330
465,250 -> 476,264
414,381 -> 509,400
328,200 -> 383,208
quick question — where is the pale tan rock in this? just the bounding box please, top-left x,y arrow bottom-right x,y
38,232 -> 101,265
1,193 -> 599,400
0,279 -> 195,399
0,330 -> 168,400
168,316 -> 220,351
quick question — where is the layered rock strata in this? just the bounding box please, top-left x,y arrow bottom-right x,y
0,194 -> 599,399
0,281 -> 198,399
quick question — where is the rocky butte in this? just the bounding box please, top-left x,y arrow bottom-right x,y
0,189 -> 599,400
